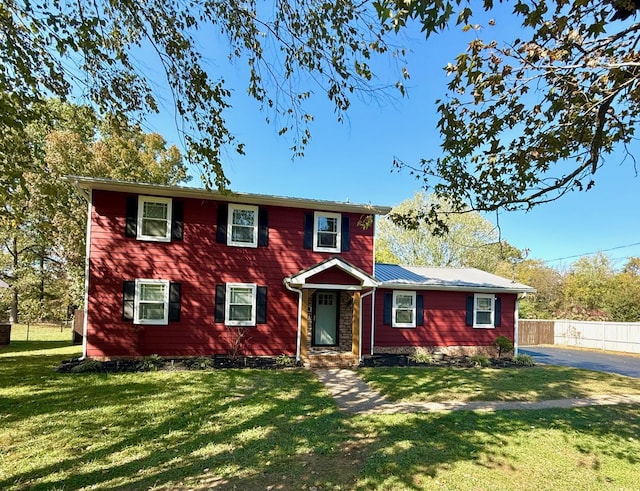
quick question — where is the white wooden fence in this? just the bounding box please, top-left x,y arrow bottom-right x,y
553,320 -> 640,354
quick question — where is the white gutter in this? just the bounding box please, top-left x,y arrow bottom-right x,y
283,279 -> 303,362
80,188 -> 92,360
359,289 -> 374,363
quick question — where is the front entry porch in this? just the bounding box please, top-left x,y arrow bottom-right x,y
283,257 -> 378,368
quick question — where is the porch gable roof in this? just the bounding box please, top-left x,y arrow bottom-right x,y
285,257 -> 378,289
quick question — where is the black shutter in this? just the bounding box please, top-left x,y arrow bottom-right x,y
168,283 -> 181,322
494,297 -> 502,327
216,204 -> 228,244
383,292 -> 392,325
123,281 -> 135,321
171,201 -> 184,241
215,284 -> 226,323
416,294 -> 424,326
125,196 -> 137,237
341,215 -> 350,252
258,208 -> 269,247
256,286 -> 267,324
465,296 -> 474,326
303,213 -> 313,249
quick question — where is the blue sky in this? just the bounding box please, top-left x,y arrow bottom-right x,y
142,7 -> 640,270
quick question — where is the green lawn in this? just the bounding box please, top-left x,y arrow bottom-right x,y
1,330 -> 639,490
359,366 -> 640,403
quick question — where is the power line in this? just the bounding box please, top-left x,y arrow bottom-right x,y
544,241 -> 640,263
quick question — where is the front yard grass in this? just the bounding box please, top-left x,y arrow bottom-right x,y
2,330 -> 639,490
359,366 -> 640,403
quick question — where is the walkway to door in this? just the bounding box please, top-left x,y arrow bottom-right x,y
313,369 -> 640,415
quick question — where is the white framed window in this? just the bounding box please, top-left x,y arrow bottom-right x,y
393,290 -> 416,328
225,283 -> 257,326
227,204 -> 258,247
313,211 -> 341,253
134,279 -> 169,325
137,196 -> 172,242
474,293 -> 495,328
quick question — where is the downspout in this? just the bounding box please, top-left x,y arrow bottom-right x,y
370,289 -> 376,356
283,278 -> 303,363
359,289 -> 374,363
79,186 -> 92,360
514,292 -> 527,356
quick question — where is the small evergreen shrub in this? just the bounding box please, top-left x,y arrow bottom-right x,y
468,355 -> 491,368
409,347 -> 434,364
493,335 -> 514,358
513,354 -> 535,367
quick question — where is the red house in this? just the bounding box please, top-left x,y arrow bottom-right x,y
70,177 -> 534,365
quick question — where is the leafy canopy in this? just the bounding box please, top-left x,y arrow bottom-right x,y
383,0 -> 640,224
1,0 -> 404,190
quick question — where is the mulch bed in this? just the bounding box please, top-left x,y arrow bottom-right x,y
360,353 -> 525,369
56,355 -> 300,373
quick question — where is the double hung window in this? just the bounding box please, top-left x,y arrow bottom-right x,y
137,196 -> 172,242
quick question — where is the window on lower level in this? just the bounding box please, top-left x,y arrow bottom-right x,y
226,283 -> 257,326
474,293 -> 495,328
393,291 -> 416,328
135,279 -> 169,325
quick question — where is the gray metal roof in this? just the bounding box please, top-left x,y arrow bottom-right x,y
375,263 -> 536,293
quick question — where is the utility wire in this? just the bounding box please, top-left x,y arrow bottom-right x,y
544,241 -> 640,263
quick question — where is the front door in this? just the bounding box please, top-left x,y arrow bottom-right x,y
313,291 -> 338,346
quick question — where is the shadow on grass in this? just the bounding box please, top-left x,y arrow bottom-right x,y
0,340 -> 75,354
2,353 -> 639,491
359,366 -> 640,402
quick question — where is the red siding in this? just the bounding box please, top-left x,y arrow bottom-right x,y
307,267 -> 363,285
86,190 -> 375,357
373,289 -> 517,348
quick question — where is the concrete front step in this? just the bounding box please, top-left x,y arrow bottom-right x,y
306,354 -> 357,368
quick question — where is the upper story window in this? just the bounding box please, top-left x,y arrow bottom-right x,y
137,196 -> 172,242
134,279 -> 170,325
474,293 -> 495,328
314,211 -> 341,253
228,204 -> 258,247
392,290 -> 416,328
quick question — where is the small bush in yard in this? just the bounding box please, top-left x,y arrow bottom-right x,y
70,359 -> 102,373
493,335 -> 514,358
514,354 -> 535,367
409,347 -> 434,364
275,354 -> 295,367
141,354 -> 163,371
468,355 -> 491,367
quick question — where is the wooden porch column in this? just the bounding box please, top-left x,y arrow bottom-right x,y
351,291 -> 361,357
300,289 -> 310,359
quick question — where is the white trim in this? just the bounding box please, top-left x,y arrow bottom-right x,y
227,203 -> 258,248
137,196 -> 172,242
392,290 -> 417,328
473,293 -> 495,329
313,211 -> 341,253
302,283 -> 365,291
377,282 -> 532,294
225,283 -> 257,326
134,279 -> 170,325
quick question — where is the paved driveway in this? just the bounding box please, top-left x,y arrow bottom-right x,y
520,346 -> 640,378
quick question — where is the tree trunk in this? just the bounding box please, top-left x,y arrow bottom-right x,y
9,236 -> 18,323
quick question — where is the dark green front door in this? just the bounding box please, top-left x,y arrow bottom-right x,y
314,291 -> 338,346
